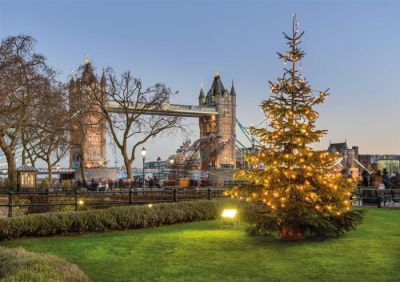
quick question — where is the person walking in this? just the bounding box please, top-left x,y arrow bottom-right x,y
383,168 -> 390,189
361,170 -> 369,186
391,172 -> 400,189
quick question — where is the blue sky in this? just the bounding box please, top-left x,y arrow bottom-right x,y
1,0 -> 399,167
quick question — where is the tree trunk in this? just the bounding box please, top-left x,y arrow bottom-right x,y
21,146 -> 27,165
21,131 -> 27,165
279,226 -> 304,240
4,148 -> 17,189
78,144 -> 86,184
79,157 -> 86,183
47,159 -> 53,184
124,157 -> 133,180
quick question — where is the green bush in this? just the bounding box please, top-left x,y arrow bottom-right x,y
0,247 -> 89,282
62,180 -> 73,191
0,200 -> 223,240
39,179 -> 50,190
0,178 -> 14,191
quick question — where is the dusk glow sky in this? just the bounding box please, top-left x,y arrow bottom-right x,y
1,0 -> 399,167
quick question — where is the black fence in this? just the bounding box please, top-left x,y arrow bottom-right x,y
353,187 -> 400,208
0,187 -> 226,218
1,186 -> 398,218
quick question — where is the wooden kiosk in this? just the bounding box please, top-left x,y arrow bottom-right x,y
17,165 -> 38,191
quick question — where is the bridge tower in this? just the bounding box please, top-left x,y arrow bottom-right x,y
199,73 -> 236,169
69,60 -> 107,169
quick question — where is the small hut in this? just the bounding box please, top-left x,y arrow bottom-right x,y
17,165 -> 38,190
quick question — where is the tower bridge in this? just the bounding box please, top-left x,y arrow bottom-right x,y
0,64 -> 260,171
105,101 -> 218,117
69,61 -> 237,171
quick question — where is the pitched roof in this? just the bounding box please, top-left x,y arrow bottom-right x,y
328,142 -> 348,154
69,77 -> 76,91
209,73 -> 225,96
100,71 -> 107,87
199,87 -> 205,98
230,80 -> 236,96
17,165 -> 38,172
81,62 -> 96,83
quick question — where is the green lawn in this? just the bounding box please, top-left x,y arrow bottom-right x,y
1,208 -> 399,282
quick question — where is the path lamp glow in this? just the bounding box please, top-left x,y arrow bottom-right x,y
221,209 -> 238,228
141,147 -> 147,189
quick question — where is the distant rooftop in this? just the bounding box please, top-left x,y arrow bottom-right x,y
327,142 -> 348,154
17,164 -> 39,172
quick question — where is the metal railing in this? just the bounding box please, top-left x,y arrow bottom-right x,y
2,185 -> 397,218
0,187 -> 226,218
352,187 -> 400,208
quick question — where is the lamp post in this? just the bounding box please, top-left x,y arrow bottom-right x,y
157,156 -> 161,183
169,159 -> 175,184
141,147 -> 147,189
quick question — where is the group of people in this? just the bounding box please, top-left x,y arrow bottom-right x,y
74,176 -> 161,190
361,169 -> 400,189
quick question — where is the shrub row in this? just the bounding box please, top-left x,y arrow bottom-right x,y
0,200 -> 222,240
0,247 -> 89,282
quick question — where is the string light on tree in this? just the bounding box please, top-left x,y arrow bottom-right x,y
228,14 -> 364,240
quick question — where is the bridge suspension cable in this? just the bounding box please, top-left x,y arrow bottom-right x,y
235,138 -> 248,150
235,118 -> 263,148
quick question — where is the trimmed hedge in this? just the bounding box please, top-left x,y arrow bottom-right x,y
0,247 -> 89,282
0,200 -> 222,240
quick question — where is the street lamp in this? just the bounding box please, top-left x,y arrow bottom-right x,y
141,147 -> 147,189
157,156 -> 161,183
169,159 -> 175,184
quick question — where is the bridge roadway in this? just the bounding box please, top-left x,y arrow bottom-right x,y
106,101 -> 217,117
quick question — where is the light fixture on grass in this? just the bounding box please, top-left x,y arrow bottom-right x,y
221,209 -> 238,228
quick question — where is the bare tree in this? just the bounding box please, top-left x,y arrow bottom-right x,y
82,69 -> 185,180
172,134 -> 228,171
21,126 -> 40,167
0,35 -> 53,187
28,83 -> 69,183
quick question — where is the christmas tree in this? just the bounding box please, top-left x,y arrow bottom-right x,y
229,15 -> 364,240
